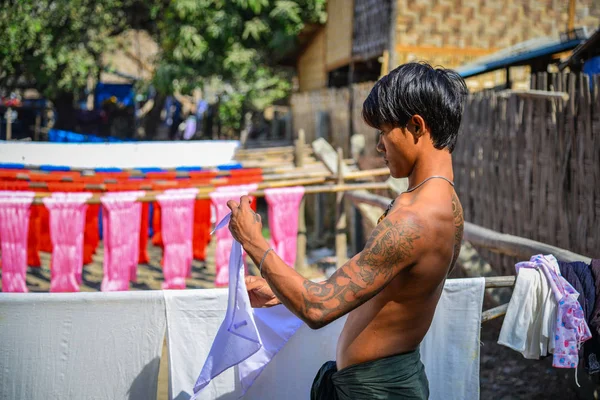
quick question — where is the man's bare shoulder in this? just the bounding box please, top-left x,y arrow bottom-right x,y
357,209 -> 427,273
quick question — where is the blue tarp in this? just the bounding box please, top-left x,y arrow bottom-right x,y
95,83 -> 135,109
456,38 -> 584,79
48,129 -> 133,143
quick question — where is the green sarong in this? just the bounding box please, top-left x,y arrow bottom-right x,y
310,349 -> 429,400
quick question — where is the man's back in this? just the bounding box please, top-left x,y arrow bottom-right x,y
337,181 -> 464,369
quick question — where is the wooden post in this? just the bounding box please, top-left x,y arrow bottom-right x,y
568,0 -> 576,32
295,129 -> 305,168
6,108 -> 12,141
335,147 -> 348,268
34,114 -> 41,141
295,129 -> 307,269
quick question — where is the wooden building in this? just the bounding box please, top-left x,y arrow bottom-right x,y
292,0 -> 600,92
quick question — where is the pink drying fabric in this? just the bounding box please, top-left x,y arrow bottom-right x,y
0,192 -> 35,292
101,192 -> 144,291
264,186 -> 305,268
158,188 -> 198,290
210,184 -> 257,287
43,192 -> 92,293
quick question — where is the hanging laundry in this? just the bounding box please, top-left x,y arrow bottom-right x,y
210,184 -> 258,287
192,213 -> 303,398
101,192 -> 144,291
264,186 -> 305,268
192,199 -> 211,261
27,203 -> 42,268
158,188 -> 198,289
0,290 -> 167,400
43,192 -> 92,292
581,259 -> 600,375
138,202 -> 150,264
588,260 -> 600,335
101,190 -> 145,282
558,261 -> 596,321
498,267 -> 557,358
0,192 -> 35,292
512,255 -> 592,368
83,203 -> 101,265
151,202 -> 163,247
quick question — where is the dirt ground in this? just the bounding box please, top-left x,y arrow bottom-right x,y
3,237 -> 596,399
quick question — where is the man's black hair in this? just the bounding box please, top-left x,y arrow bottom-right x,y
362,62 -> 468,153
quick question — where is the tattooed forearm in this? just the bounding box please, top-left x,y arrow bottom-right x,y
450,192 -> 464,272
298,216 -> 422,327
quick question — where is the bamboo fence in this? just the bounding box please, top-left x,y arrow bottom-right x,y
291,72 -> 599,274
453,72 -> 600,274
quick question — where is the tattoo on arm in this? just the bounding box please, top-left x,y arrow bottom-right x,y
299,216 -> 422,328
450,192 -> 464,272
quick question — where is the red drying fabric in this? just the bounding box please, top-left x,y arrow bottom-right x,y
139,202 -> 150,264
193,199 -> 212,261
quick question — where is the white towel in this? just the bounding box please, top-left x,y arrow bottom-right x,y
164,289 -> 343,400
0,291 -> 166,400
420,277 -> 485,400
169,272 -> 484,399
498,267 -> 557,358
186,213 -> 302,399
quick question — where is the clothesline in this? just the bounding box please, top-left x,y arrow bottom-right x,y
6,167 -> 390,184
26,181 -> 392,205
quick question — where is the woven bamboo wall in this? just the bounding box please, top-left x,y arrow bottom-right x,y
454,73 -> 600,274
293,73 -> 599,272
393,0 -> 600,87
326,0 -> 354,71
298,29 -> 327,92
353,0 -> 392,60
290,88 -> 351,154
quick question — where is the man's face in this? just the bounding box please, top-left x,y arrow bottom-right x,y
376,125 -> 417,179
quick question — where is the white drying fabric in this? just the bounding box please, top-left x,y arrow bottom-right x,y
189,213 -> 303,398
0,291 -> 166,400
164,289 -> 343,400
169,260 -> 484,400
0,140 -> 240,169
498,267 -> 557,358
420,277 -> 485,400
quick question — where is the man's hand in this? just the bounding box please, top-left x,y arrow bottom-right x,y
245,276 -> 281,308
226,195 -> 266,248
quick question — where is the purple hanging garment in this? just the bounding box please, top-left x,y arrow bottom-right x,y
158,188 -> 198,290
264,186 -> 305,268
0,192 -> 35,292
43,192 -> 92,293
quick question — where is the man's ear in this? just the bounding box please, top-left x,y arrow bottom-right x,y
408,115 -> 426,140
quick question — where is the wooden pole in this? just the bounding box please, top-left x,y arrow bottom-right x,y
295,129 -> 305,169
481,303 -> 509,323
34,114 -> 41,141
6,108 -> 12,141
295,130 -> 307,270
345,190 -> 592,263
29,180 -> 391,205
568,0 -> 576,32
335,147 -> 348,268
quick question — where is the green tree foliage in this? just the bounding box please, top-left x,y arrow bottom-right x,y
0,0 -> 157,129
0,0 -> 326,133
152,0 -> 326,131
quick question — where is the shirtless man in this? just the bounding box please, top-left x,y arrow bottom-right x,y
227,62 -> 468,399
